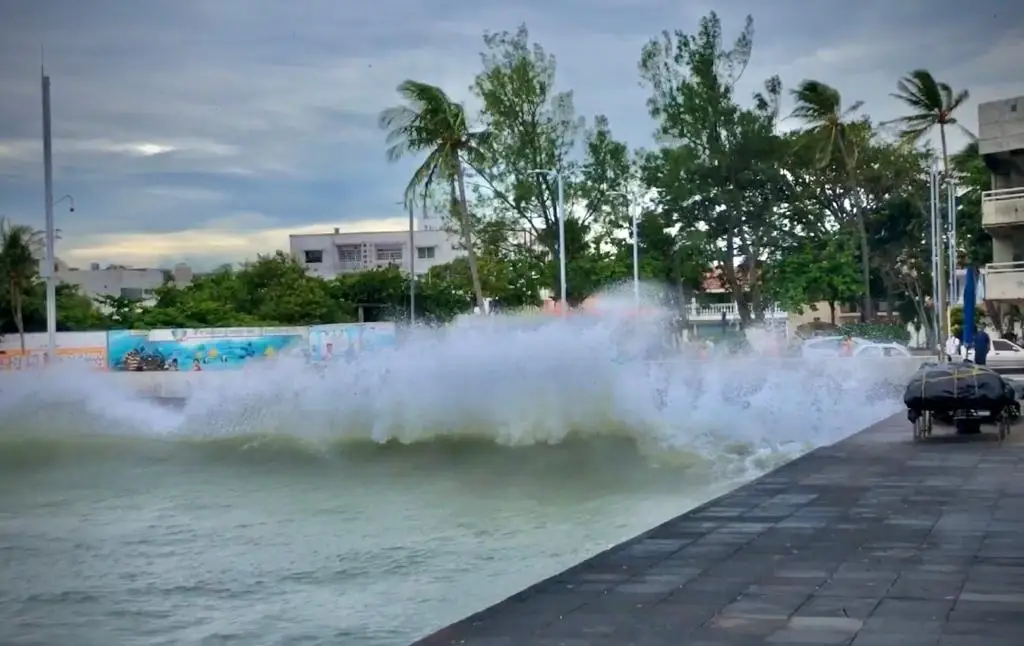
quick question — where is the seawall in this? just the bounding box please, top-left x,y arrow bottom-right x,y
105,356 -> 933,401
410,414 -> 1024,645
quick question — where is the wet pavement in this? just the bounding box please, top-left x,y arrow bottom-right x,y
412,414 -> 1024,645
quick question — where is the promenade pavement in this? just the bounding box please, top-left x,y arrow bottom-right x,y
412,414 -> 1024,646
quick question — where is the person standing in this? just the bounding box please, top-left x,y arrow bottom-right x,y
945,333 -> 961,361
840,335 -> 854,357
972,326 -> 992,366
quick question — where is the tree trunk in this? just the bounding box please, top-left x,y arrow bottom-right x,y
454,165 -> 486,311
722,237 -> 750,326
12,287 -> 25,352
828,301 -> 836,325
855,212 -> 872,322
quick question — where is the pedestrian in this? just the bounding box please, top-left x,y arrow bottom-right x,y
945,333 -> 961,361
972,325 -> 992,366
840,335 -> 854,357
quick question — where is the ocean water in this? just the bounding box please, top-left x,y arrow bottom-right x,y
0,303 -> 909,645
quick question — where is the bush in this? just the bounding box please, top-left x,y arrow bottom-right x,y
948,304 -> 987,337
838,322 -> 910,344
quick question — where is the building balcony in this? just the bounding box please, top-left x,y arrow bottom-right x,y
982,188 -> 1024,229
984,261 -> 1024,301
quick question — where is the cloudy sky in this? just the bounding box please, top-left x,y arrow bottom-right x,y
0,0 -> 1021,270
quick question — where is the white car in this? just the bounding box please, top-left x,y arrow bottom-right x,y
965,338 -> 1024,371
800,336 -> 869,358
852,343 -> 913,358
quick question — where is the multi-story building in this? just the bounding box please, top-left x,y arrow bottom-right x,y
979,94 -> 1024,304
53,260 -> 194,306
289,226 -> 465,279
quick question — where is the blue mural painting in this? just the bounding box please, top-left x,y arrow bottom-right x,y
107,327 -> 305,371
308,323 -> 397,362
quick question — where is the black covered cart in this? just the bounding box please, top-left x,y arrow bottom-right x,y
904,362 -> 1020,442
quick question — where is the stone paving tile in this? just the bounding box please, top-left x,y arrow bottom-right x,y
409,414 -> 1024,645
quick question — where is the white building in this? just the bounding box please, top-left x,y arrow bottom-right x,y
979,94 -> 1024,303
54,260 -> 194,305
289,227 -> 465,279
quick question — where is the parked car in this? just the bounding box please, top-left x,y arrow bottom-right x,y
852,343 -> 913,358
965,338 -> 1024,372
800,336 -> 869,358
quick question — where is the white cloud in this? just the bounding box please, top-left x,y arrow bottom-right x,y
60,216 -> 411,269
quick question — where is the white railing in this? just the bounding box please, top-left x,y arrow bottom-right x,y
982,187 -> 1024,203
686,302 -> 787,320
985,261 -> 1024,274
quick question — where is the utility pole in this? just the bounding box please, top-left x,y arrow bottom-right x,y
41,68 -> 57,361
408,200 -> 415,325
930,167 -> 948,356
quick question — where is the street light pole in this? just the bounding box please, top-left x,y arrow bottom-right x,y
608,190 -> 638,308
396,199 -> 416,326
41,69 -> 57,361
529,169 -> 566,313
408,200 -> 416,326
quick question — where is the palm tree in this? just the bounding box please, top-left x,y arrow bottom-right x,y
0,218 -> 44,351
882,69 -> 971,178
883,71 -> 971,347
378,80 -> 487,311
789,80 -> 874,320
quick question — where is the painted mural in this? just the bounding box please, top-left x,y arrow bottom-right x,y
308,323 -> 397,362
106,327 -> 306,371
0,332 -> 109,371
0,346 -> 108,371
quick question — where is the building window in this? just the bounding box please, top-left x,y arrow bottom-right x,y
376,245 -> 403,262
337,245 -> 360,262
303,249 -> 324,264
120,287 -> 144,300
417,246 -> 436,260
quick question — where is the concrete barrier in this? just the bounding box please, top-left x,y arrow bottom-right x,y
100,356 -> 934,400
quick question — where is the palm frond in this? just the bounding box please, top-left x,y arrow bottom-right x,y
789,80 -> 842,122
947,88 -> 970,112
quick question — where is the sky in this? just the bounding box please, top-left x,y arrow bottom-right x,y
0,0 -> 1021,271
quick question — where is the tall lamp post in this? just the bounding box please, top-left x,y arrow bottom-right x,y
528,169 -> 566,313
607,190 -> 638,308
42,68 -> 76,361
396,199 -> 416,325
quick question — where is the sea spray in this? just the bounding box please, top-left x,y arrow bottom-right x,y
0,288 -> 912,477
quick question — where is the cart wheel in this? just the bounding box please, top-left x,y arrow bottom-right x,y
913,412 -> 930,442
999,413 -> 1010,443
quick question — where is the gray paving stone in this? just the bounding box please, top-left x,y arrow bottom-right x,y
794,596 -> 879,620
409,414 -> 1024,645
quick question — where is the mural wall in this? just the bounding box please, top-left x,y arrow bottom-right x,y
106,327 -> 307,371
0,324 -> 401,372
308,323 -> 397,362
0,331 -> 108,371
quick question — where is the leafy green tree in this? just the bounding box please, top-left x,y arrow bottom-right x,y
121,253 -> 348,329
638,12 -> 792,324
378,81 -> 487,309
0,219 -> 44,349
468,26 -> 633,304
883,70 -> 971,178
788,80 -> 876,320
6,282 -> 110,334
766,233 -> 862,324
951,141 -> 992,266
